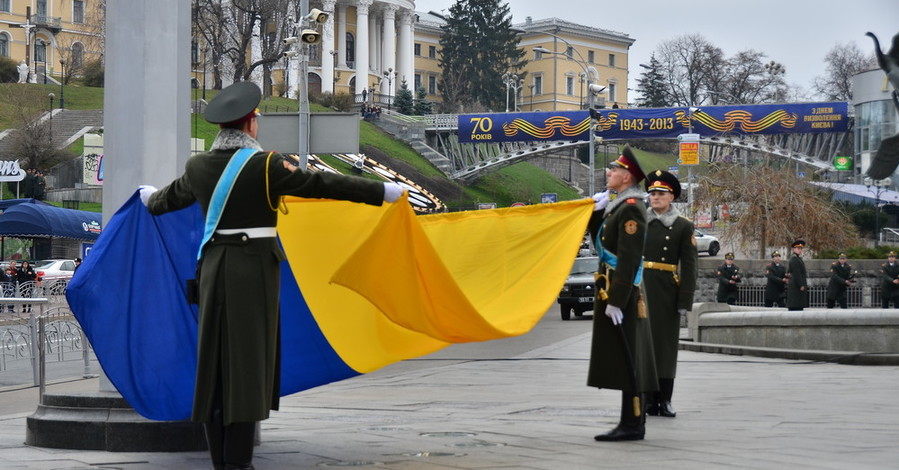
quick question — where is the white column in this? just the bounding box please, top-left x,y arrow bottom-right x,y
396,10 -> 413,90
337,4 -> 347,68
354,0 -> 372,96
380,4 -> 397,94
320,0 -> 336,93
368,11 -> 378,73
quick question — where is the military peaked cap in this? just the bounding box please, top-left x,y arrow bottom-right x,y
205,81 -> 262,124
609,145 -> 646,183
645,169 -> 682,200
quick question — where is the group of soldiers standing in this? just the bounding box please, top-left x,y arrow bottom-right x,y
717,245 -> 899,309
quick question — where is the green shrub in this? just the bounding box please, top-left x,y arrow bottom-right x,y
0,57 -> 18,83
80,59 -> 104,87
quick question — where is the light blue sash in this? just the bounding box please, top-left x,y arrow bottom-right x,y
197,147 -> 257,260
596,222 -> 644,285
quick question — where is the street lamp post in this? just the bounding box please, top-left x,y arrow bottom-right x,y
502,72 -> 524,112
58,58 -> 66,109
865,177 -> 892,247
383,67 -> 393,110
48,93 -> 55,146
534,45 -> 602,195
528,84 -> 535,110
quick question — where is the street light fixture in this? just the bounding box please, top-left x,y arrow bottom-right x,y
58,58 -> 66,109
48,93 -> 55,146
383,67 -> 394,110
534,45 -> 602,194
864,177 -> 892,247
502,72 -> 524,112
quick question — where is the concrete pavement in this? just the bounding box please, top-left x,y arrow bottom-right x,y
1,331 -> 898,469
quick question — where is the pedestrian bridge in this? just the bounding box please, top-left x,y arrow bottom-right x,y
378,111 -> 851,183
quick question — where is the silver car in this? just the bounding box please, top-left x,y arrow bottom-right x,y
694,230 -> 720,256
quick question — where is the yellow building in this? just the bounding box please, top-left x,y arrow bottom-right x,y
410,13 -> 634,111
0,0 -> 103,83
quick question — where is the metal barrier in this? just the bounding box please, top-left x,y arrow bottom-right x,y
734,285 -> 881,308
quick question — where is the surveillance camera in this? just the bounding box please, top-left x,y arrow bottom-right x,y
282,50 -> 299,59
588,84 -> 606,94
300,29 -> 321,44
306,8 -> 329,24
283,36 -> 298,46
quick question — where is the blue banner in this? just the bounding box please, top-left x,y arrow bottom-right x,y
592,102 -> 848,139
457,111 -> 590,143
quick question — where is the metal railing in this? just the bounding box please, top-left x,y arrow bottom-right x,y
732,285 -> 881,308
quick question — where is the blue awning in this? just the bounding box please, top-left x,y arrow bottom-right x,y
0,203 -> 102,240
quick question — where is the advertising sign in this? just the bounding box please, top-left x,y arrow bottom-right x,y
833,155 -> 852,171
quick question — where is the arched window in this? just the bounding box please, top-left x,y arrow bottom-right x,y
0,33 -> 9,57
346,33 -> 355,65
71,42 -> 84,67
35,39 -> 47,63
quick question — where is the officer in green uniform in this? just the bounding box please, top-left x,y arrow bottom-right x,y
764,251 -> 787,307
716,253 -> 741,305
880,251 -> 899,307
642,170 -> 697,418
587,146 -> 657,441
786,240 -> 808,311
141,81 -> 403,470
826,252 -> 854,308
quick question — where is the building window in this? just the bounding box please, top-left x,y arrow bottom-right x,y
191,40 -> 199,65
566,76 -> 574,96
74,0 -> 85,23
414,73 -> 421,91
346,33 -> 355,63
608,82 -> 616,103
566,46 -> 573,58
534,75 -> 543,95
428,45 -> 436,59
0,33 -> 8,57
534,49 -> 543,60
588,50 -> 594,63
71,42 -> 84,67
414,43 -> 421,56
609,54 -> 616,67
428,75 -> 436,95
37,0 -> 47,16
35,39 -> 47,63
0,0 -> 10,13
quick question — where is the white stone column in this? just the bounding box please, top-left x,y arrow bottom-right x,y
354,0 -> 372,96
337,3 -> 347,68
368,11 -> 378,73
397,10 -> 413,90
320,0 -> 336,93
380,4 -> 397,95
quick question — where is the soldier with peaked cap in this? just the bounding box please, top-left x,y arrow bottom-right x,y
786,240 -> 808,311
826,252 -> 854,309
642,170 -> 697,419
586,145 -> 658,441
880,251 -> 899,308
764,251 -> 788,307
716,252 -> 741,305
139,81 -> 404,470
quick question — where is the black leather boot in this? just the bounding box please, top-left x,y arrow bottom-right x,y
595,392 -> 645,441
645,391 -> 660,416
204,409 -> 225,470
224,421 -> 257,470
659,378 -> 676,418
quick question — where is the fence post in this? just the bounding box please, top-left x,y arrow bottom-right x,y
29,310 -> 39,386
38,303 -> 46,404
863,286 -> 872,308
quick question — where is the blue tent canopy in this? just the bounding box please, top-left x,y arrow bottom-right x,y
0,198 -> 51,212
0,202 -> 102,240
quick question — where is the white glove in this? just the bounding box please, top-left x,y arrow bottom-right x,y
139,185 -> 158,206
604,304 -> 624,325
592,190 -> 611,211
678,308 -> 688,316
383,182 -> 404,203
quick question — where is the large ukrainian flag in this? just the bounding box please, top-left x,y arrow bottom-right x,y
66,191 -> 593,421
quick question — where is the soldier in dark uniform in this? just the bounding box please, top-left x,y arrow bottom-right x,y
715,253 -> 741,305
642,170 -> 697,419
826,252 -> 854,309
764,251 -> 788,307
142,82 -> 403,470
586,146 -> 657,441
880,251 -> 899,307
786,240 -> 808,311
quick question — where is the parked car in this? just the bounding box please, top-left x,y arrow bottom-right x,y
557,256 -> 597,321
32,259 -> 78,286
695,230 -> 721,256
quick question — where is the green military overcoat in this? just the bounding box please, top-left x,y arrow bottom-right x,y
643,207 -> 697,379
586,186 -> 658,392
148,129 -> 385,425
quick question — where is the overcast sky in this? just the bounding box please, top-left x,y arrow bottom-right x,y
412,0 -> 899,101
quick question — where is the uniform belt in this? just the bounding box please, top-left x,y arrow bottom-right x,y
643,261 -> 677,272
215,227 -> 277,238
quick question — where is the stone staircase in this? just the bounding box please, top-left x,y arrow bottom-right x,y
0,109 -> 104,157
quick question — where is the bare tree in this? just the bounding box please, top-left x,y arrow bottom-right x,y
813,42 -> 876,101
719,50 -> 788,104
1,84 -> 73,170
693,159 -> 858,258
193,0 -> 228,90
656,34 -> 726,106
55,0 -> 106,83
